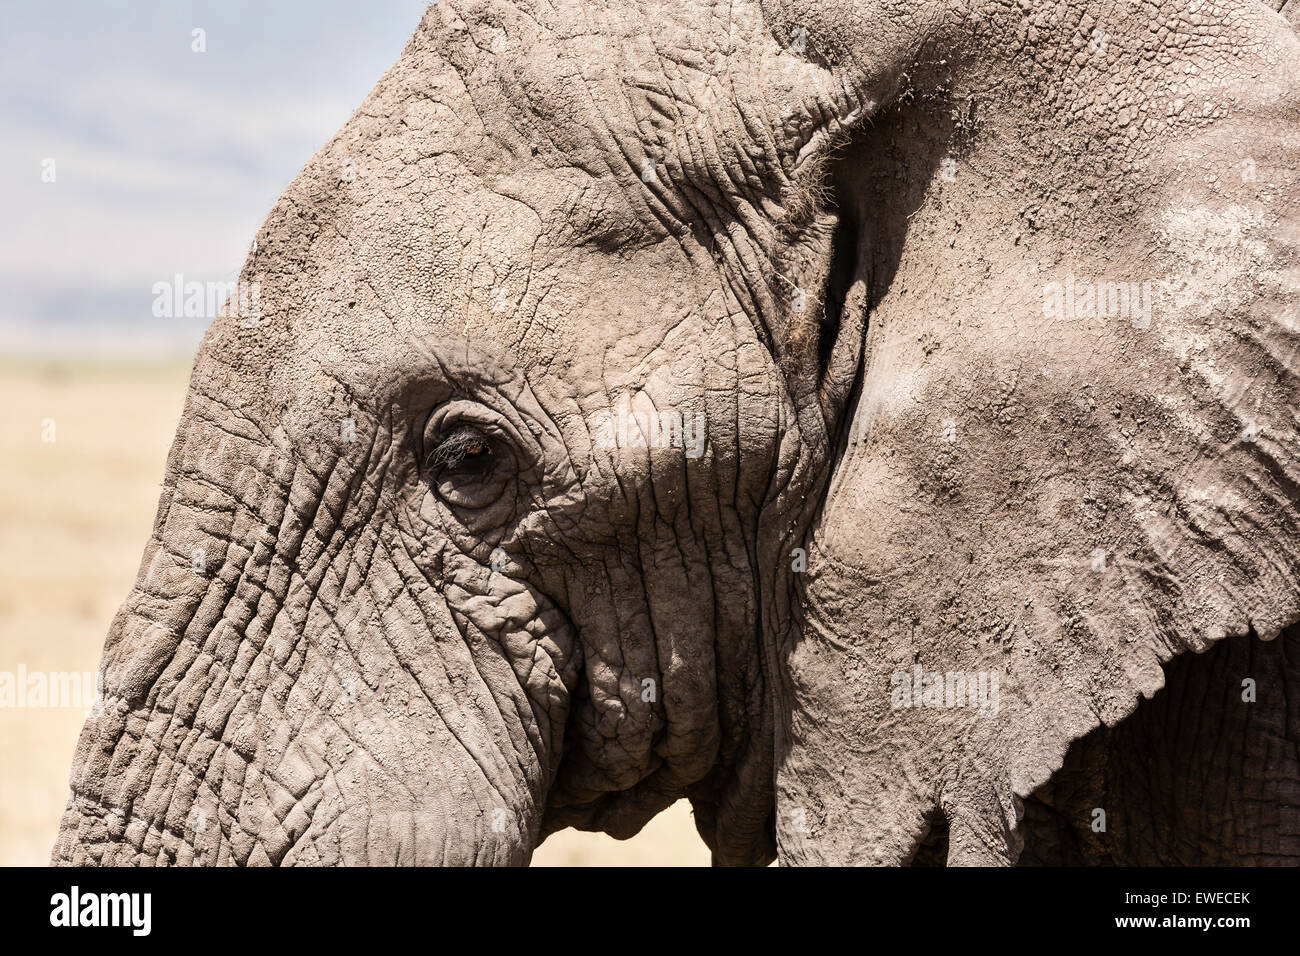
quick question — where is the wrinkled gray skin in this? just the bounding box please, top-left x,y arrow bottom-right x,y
54,0 -> 1300,866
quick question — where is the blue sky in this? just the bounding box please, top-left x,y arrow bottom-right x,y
0,0 -> 431,356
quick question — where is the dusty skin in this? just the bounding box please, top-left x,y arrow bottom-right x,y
46,0 -> 1300,865
0,359 -> 706,866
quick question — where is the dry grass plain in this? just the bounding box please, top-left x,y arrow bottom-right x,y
0,358 -> 707,866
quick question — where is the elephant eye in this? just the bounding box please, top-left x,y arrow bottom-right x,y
422,421 -> 514,511
426,426 -> 495,478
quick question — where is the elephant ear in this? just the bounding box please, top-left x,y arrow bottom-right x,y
774,23 -> 1300,863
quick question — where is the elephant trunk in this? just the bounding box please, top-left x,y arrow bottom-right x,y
52,361 -> 556,865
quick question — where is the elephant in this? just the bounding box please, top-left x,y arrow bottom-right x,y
52,0 -> 1300,866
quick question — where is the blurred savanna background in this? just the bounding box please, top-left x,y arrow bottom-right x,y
0,0 -> 706,866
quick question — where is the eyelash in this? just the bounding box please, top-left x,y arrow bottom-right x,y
425,425 -> 494,475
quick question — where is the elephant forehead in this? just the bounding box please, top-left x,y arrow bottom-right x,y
414,0 -> 805,198
207,0 -> 796,427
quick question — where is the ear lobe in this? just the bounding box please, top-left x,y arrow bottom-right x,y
774,71 -> 1300,864
764,162 -> 883,447
819,207 -> 859,368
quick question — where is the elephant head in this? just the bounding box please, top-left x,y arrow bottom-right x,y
54,0 -> 1300,866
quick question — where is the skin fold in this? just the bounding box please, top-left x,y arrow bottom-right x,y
52,0 -> 1300,866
